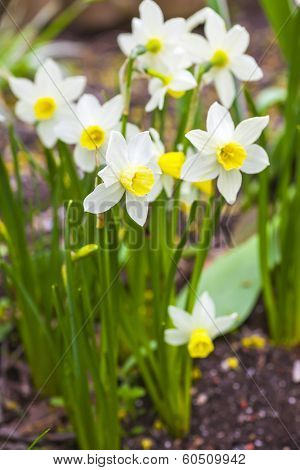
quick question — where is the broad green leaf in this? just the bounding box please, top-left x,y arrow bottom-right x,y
178,223 -> 279,329
259,0 -> 295,63
197,235 -> 261,326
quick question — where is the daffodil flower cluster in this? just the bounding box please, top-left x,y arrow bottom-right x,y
5,1 -> 274,442
118,0 -> 263,110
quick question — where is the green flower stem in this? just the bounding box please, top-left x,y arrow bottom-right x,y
121,45 -> 146,136
175,62 -> 212,151
186,196 -> 222,313
183,63 -> 212,151
258,170 -> 278,339
244,88 -> 279,339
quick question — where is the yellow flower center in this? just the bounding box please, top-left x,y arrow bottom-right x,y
34,97 -> 57,120
193,180 -> 214,196
211,49 -> 230,68
167,89 -> 186,99
80,125 -> 106,150
217,141 -> 246,171
146,37 -> 163,54
119,165 -> 155,196
158,151 -> 185,179
188,328 -> 214,358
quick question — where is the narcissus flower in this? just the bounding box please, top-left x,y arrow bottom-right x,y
55,94 -> 123,172
181,102 -> 269,204
145,63 -> 196,112
148,128 -> 186,200
9,58 -> 86,148
117,0 -> 190,70
84,131 -> 161,226
165,292 -> 238,358
194,9 -> 263,108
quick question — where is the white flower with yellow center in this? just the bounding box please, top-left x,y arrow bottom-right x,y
192,9 -> 263,108
148,128 -> 186,200
145,63 -> 197,112
84,131 -> 161,226
117,0 -> 190,70
55,93 -> 123,173
165,292 -> 238,358
9,58 -> 86,148
181,102 -> 269,204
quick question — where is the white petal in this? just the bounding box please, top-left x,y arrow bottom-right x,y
170,70 -> 197,91
139,0 -> 164,35
15,101 -> 35,123
185,129 -> 218,154
125,192 -> 149,226
55,118 -> 81,144
182,33 -> 212,62
186,7 -> 212,31
35,58 -> 63,94
224,25 -> 249,57
146,81 -> 166,112
164,17 -> 186,40
37,121 -> 57,148
217,168 -> 242,204
233,116 -> 269,146
148,179 -> 163,202
214,69 -> 236,109
98,165 -> 119,186
192,292 -> 216,323
9,77 -> 36,103
128,131 -> 153,165
209,312 -> 238,339
162,174 -> 174,197
204,10 -> 227,47
105,131 -> 129,173
230,54 -> 263,82
191,293 -> 216,332
74,145 -> 96,173
117,33 -> 137,56
241,144 -> 270,174
181,154 -> 219,182
164,328 -> 188,346
206,101 -> 235,140
97,94 -> 123,129
76,94 -> 101,125
169,306 -> 194,335
60,76 -> 86,102
84,183 -> 124,214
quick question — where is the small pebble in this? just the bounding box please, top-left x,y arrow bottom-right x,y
292,360 -> 300,383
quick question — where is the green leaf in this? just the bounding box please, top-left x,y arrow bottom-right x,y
178,226 -> 279,329
259,0 -> 295,63
197,235 -> 261,327
256,86 -> 287,113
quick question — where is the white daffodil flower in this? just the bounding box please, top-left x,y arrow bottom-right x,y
192,9 -> 263,108
145,62 -> 197,112
84,131 -> 161,226
55,93 -> 123,173
165,291 -> 238,358
148,128 -> 186,201
117,0 -> 190,70
181,102 -> 269,204
9,58 -> 86,148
